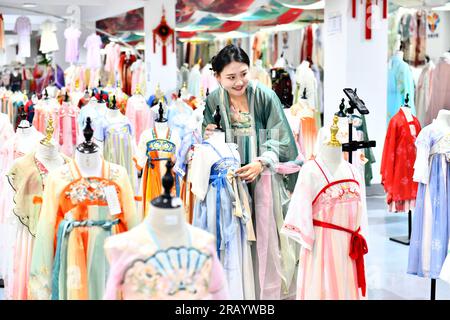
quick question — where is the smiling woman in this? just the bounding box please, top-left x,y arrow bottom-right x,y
201,44 -> 300,300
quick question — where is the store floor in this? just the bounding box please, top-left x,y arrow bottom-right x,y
365,185 -> 450,300
1,184 -> 449,300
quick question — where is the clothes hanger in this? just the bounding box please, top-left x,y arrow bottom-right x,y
76,117 -> 99,154
151,160 -> 180,209
108,95 -> 119,110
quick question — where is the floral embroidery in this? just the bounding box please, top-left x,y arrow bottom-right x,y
283,224 -> 302,234
65,178 -> 118,205
318,182 -> 360,205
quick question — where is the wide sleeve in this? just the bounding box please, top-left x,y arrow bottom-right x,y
257,88 -> 299,166
134,130 -> 149,170
380,117 -> 397,193
117,166 -> 141,229
189,145 -> 212,201
103,235 -> 128,300
280,162 -> 315,250
413,126 -> 431,184
29,171 -> 60,300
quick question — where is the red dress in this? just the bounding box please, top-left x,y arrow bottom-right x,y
380,108 -> 421,212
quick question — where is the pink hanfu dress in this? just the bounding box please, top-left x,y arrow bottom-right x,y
281,157 -> 368,300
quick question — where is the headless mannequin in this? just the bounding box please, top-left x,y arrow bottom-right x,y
74,148 -> 102,177
35,142 -> 64,171
154,120 -> 169,138
436,109 -> 450,130
16,126 -> 37,154
206,130 -> 225,145
146,202 -> 189,249
105,107 -> 125,123
317,144 -> 348,177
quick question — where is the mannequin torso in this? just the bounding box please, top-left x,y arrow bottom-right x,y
74,148 -> 102,177
436,109 -> 450,131
146,202 -> 189,249
317,144 -> 347,177
35,142 -> 65,171
105,108 -> 126,123
16,126 -> 38,154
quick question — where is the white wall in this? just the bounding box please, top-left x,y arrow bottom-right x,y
427,10 -> 450,62
325,0 -> 388,184
144,0 -> 177,97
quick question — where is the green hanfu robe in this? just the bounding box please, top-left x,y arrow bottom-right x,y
203,80 -> 300,299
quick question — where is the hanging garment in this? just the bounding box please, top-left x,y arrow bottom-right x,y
125,94 -> 154,144
0,14 -> 4,50
357,114 -> 376,186
58,101 -> 79,157
300,25 -> 314,63
201,63 -> 219,93
135,127 -> 177,217
294,61 -> 317,109
282,157 -> 368,299
188,64 -> 202,98
180,64 -> 190,87
77,99 -> 107,141
408,121 -> 450,279
83,33 -> 102,70
130,60 -> 145,95
10,72 -> 22,92
103,222 -> 228,300
381,109 -> 421,212
39,20 -> 59,54
190,142 -> 256,300
33,98 -> 60,139
289,100 -> 316,160
0,128 -> 44,299
118,53 -> 136,96
64,26 -> 81,64
271,68 -> 293,109
28,160 -> 140,300
387,54 -> 416,123
5,152 -> 70,300
104,42 -> 121,75
14,16 -> 31,58
426,53 -> 450,126
94,118 -> 138,193
415,60 -> 435,126
249,61 -> 272,89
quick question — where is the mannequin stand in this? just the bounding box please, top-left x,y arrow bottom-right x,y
389,210 -> 412,245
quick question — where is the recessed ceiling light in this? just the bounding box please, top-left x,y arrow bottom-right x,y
22,3 -> 37,8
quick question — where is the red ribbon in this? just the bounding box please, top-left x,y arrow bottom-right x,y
383,0 -> 387,19
366,0 -> 372,40
352,0 -> 356,18
313,219 -> 368,297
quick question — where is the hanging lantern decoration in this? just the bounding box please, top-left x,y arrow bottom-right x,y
153,7 -> 175,66
352,0 -> 387,40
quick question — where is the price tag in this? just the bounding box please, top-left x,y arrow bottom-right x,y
103,185 -> 121,216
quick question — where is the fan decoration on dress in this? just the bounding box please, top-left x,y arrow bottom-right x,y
153,7 -> 175,66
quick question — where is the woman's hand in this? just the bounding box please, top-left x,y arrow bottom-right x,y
236,161 -> 264,183
204,124 -> 217,139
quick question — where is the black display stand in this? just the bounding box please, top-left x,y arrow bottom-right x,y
431,278 -> 436,300
340,88 -> 376,164
389,210 -> 412,245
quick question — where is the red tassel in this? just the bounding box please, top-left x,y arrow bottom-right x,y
383,0 -> 387,19
163,44 -> 167,65
352,0 -> 356,18
153,32 -> 156,53
365,0 -> 372,40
